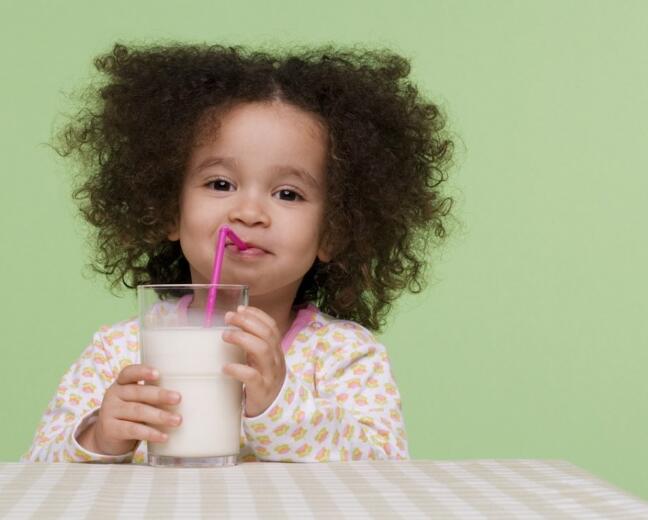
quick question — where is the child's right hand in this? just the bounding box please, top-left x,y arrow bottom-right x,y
77,364 -> 182,456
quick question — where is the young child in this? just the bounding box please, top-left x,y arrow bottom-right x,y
24,43 -> 454,463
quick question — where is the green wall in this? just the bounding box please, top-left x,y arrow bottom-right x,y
2,0 -> 647,500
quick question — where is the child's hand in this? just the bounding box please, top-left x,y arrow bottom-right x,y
77,364 -> 182,456
222,306 -> 286,418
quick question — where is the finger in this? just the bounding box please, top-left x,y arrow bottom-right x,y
112,419 -> 168,443
222,363 -> 262,387
118,384 -> 181,406
116,401 -> 182,428
221,329 -> 276,374
117,364 -> 159,385
236,305 -> 279,334
225,308 -> 277,345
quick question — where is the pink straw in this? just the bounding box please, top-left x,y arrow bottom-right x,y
204,225 -> 248,327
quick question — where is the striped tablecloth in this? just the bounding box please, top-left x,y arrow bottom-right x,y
1,459 -> 646,518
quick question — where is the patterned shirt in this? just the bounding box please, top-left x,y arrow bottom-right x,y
23,304 -> 409,463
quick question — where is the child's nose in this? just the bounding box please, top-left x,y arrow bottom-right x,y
227,195 -> 270,227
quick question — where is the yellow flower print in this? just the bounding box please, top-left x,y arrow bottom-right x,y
256,446 -> 269,457
375,394 -> 387,406
99,370 -> 112,383
57,384 -> 68,395
88,398 -> 100,409
373,362 -> 385,374
332,431 -> 340,446
127,341 -> 138,352
352,448 -> 362,460
354,395 -> 368,406
256,435 -> 271,446
332,331 -> 345,343
366,378 -> 379,389
273,424 -> 289,436
81,382 -> 96,394
81,367 -> 96,378
74,449 -> 92,461
291,426 -> 307,441
346,378 -> 361,389
291,362 -> 305,373
93,353 -> 107,365
296,444 -> 312,457
274,444 -> 290,455
251,423 -> 267,433
284,388 -> 295,404
134,452 -> 146,464
268,405 -> 284,422
292,408 -> 305,423
315,447 -> 330,462
343,424 -> 355,440
310,410 -> 323,427
340,446 -> 349,461
336,393 -> 349,404
68,394 -> 82,405
390,409 -> 401,422
316,340 -> 330,352
64,412 -> 75,423
315,427 -> 329,443
385,383 -> 397,396
119,359 -> 131,370
352,364 -> 367,376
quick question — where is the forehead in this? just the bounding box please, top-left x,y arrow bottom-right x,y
188,101 -> 328,181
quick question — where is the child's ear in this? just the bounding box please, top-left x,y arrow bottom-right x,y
167,221 -> 180,241
317,243 -> 332,263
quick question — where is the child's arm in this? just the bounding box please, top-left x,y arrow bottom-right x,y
22,323 -> 141,463
231,311 -> 408,462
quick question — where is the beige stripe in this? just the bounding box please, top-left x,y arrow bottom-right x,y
28,464 -> 81,518
328,462 -> 402,518
143,466 -> 178,518
173,468 -> 203,517
240,463 -> 289,517
221,465 -> 260,518
417,461 -> 521,517
61,464 -> 112,518
374,461 -> 463,518
200,467 -> 232,517
398,462 -> 487,518
472,460 -> 580,517
265,463 -> 335,518
0,464 -> 45,517
305,462 -> 371,516
523,460 -> 648,517
116,465 -> 155,517
85,465 -> 136,517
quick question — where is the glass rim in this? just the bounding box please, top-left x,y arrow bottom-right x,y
137,283 -> 248,290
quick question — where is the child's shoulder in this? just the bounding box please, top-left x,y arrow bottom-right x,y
94,315 -> 139,343
295,304 -> 382,348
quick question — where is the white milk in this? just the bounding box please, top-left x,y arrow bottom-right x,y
140,327 -> 244,458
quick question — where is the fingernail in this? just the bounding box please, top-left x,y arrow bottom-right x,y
168,391 -> 180,402
225,311 -> 234,322
160,433 -> 168,441
151,369 -> 159,379
237,305 -> 246,312
170,415 -> 181,425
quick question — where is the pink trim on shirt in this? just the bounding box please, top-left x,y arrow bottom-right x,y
281,304 -> 319,352
176,294 -> 193,322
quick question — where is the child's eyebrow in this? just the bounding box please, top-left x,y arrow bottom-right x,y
195,155 -> 319,188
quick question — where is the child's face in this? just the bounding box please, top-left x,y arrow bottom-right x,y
169,101 -> 330,300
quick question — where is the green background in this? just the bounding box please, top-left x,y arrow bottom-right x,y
2,0 -> 647,500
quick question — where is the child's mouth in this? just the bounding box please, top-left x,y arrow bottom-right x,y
225,243 -> 269,257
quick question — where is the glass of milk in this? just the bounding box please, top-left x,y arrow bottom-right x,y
137,284 -> 248,467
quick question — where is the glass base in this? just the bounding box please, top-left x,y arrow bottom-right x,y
148,454 -> 238,467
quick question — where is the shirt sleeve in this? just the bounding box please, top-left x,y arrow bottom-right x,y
241,322 -> 409,462
22,327 -> 137,463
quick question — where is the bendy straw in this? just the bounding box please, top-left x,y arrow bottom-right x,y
204,225 -> 248,326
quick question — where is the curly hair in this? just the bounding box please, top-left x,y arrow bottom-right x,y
56,42 -> 454,332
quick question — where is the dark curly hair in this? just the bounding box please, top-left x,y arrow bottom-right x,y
56,42 -> 454,332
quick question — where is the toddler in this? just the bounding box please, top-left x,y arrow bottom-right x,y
24,42 -> 454,463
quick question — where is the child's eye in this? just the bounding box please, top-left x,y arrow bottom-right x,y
275,189 -> 302,202
207,179 -> 234,191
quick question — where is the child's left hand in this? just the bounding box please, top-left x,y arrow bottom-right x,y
222,306 -> 287,418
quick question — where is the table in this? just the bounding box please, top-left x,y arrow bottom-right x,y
1,459 -> 646,518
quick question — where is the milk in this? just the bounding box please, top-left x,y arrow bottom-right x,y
140,327 -> 244,459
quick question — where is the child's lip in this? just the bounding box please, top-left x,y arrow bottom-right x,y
225,243 -> 270,255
